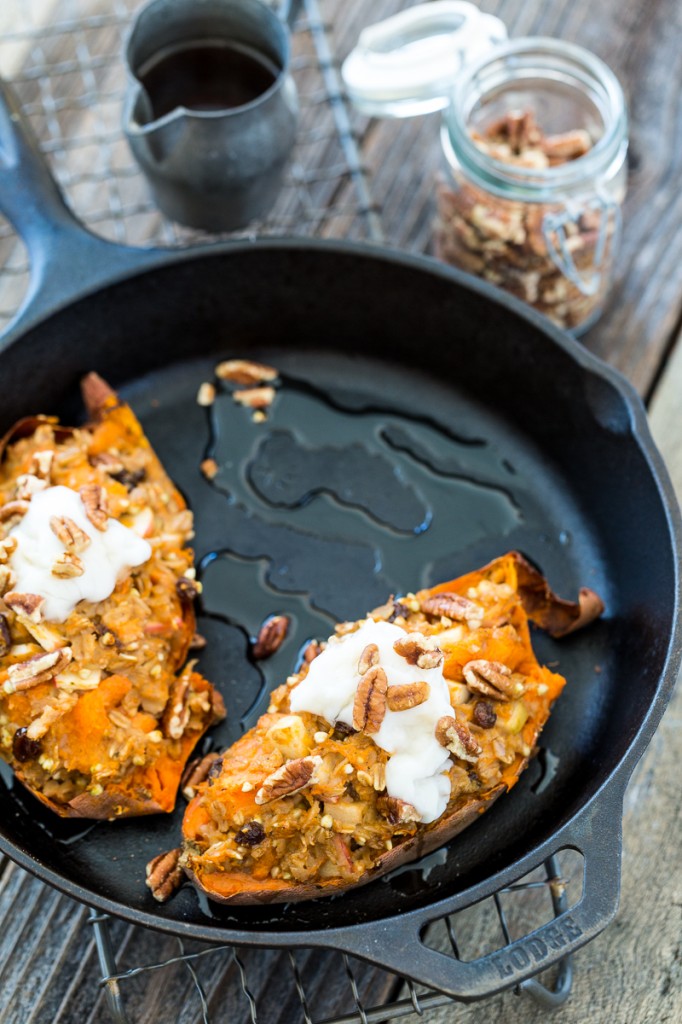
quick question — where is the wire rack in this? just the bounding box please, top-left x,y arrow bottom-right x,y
0,2 -> 578,1021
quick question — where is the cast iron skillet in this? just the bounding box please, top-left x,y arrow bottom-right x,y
0,80 -> 680,1001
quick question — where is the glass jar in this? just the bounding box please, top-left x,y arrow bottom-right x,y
434,38 -> 628,334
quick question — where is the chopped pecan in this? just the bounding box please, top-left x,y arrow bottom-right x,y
0,536 -> 17,562
253,615 -> 289,660
542,129 -> 592,163
176,576 -> 199,602
189,632 -> 207,650
435,715 -> 482,762
49,515 -> 91,553
79,485 -> 108,531
473,701 -> 497,729
387,680 -> 430,712
181,751 -> 223,799
146,848 -> 184,902
15,474 -> 48,501
29,450 -> 54,480
463,659 -> 525,701
0,500 -> 30,522
0,613 -> 10,657
357,642 -> 379,676
233,386 -> 275,410
0,566 -> 16,596
161,673 -> 190,740
393,632 -> 443,669
235,820 -> 266,847
90,452 -> 124,475
4,646 -> 72,693
51,552 -> 85,579
215,359 -> 278,385
26,696 -> 76,740
5,591 -> 44,623
420,593 -> 481,622
200,457 -> 219,480
381,796 -> 422,825
302,639 -> 324,664
255,754 -> 322,804
352,666 -> 388,734
196,382 -> 216,407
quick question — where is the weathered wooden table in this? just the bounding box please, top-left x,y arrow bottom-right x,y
0,1 -> 680,1022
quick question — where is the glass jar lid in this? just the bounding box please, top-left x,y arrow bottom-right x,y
340,1 -> 506,118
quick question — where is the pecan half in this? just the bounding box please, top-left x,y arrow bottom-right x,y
181,751 -> 223,799
215,359 -> 278,385
146,848 -> 184,903
50,515 -> 91,553
161,673 -> 190,740
463,659 -> 525,701
387,680 -> 430,712
51,552 -> 85,578
79,485 -> 108,531
0,500 -> 29,522
253,615 -> 289,660
233,386 -> 275,410
393,632 -> 443,669
4,647 -> 72,693
5,591 -> 44,623
352,666 -> 388,734
381,796 -> 422,825
255,754 -> 322,804
357,642 -> 379,676
420,593 -> 481,622
435,715 -> 482,762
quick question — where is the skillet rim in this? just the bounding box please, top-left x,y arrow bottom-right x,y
0,236 -> 680,946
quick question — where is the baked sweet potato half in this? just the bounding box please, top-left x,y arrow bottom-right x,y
0,374 -> 224,818
180,552 -> 602,904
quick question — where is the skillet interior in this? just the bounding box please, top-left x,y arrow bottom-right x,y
0,243 -> 676,938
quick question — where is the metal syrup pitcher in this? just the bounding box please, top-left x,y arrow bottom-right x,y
123,0 -> 299,231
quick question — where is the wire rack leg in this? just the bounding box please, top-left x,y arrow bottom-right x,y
88,910 -> 130,1024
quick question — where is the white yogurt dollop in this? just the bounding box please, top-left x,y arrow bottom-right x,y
290,619 -> 454,823
9,485 -> 152,623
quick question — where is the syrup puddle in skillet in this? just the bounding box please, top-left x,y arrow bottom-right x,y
198,371 -> 525,728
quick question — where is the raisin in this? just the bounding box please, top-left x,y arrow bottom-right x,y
12,727 -> 42,763
207,757 -> 224,782
0,614 -> 10,658
176,577 -> 199,601
388,601 -> 409,622
236,821 -> 266,847
473,701 -> 497,729
333,721 -> 357,738
110,467 -> 147,490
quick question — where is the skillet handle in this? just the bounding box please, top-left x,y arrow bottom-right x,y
0,78 -> 162,345
329,782 -> 625,1000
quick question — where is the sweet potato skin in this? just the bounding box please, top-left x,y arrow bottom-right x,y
181,553 -> 599,905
